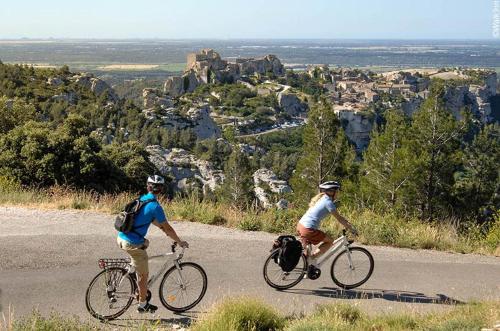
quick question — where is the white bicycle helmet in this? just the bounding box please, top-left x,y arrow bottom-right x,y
319,180 -> 341,192
147,175 -> 165,185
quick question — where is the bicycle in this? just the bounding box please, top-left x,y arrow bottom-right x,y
263,229 -> 374,290
85,242 -> 208,321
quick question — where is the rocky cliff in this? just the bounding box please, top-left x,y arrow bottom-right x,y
143,103 -> 221,140
253,168 -> 292,209
146,145 -> 224,195
336,110 -> 374,152
164,49 -> 285,97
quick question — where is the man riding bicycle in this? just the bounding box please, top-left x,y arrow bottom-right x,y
117,175 -> 189,314
297,181 -> 357,263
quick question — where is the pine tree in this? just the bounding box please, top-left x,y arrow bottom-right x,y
360,109 -> 413,212
453,123 -> 500,220
291,101 -> 355,202
219,148 -> 254,208
405,84 -> 466,220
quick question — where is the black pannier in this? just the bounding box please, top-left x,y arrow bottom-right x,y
271,235 -> 303,272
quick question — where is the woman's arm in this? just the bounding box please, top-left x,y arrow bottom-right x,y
331,210 -> 358,235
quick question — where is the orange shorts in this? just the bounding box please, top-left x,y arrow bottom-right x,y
296,223 -> 326,245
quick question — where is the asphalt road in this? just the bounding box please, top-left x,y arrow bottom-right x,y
0,206 -> 499,326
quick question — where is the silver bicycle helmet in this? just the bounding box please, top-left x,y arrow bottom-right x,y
319,180 -> 341,191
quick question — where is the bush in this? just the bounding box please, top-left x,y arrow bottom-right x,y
192,297 -> 286,331
286,304 -> 363,331
238,215 -> 262,231
485,219 -> 500,254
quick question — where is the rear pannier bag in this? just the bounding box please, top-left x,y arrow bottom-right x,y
272,235 -> 303,272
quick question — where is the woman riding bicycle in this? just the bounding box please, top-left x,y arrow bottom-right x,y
297,180 -> 358,263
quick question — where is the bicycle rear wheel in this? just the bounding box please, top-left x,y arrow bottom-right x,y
159,262 -> 207,312
263,249 -> 307,290
330,247 -> 374,289
85,267 -> 135,320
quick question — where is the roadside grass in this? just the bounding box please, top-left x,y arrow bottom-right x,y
4,299 -> 498,331
0,184 -> 498,256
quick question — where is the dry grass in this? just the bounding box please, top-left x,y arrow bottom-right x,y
0,184 -> 498,256
2,298 -> 499,331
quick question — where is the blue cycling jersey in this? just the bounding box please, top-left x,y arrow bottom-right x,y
117,193 -> 167,245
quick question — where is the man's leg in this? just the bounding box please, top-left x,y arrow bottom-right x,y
137,272 -> 148,302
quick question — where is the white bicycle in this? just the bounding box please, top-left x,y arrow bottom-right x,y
85,242 -> 207,321
263,230 -> 374,290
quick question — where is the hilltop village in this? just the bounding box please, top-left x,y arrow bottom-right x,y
138,49 -> 498,152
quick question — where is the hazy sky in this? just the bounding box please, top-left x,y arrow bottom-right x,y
0,0 -> 497,39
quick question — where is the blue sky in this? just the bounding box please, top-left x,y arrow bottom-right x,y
0,0 -> 497,39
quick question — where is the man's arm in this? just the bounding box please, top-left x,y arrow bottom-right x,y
331,210 -> 357,235
153,221 -> 189,247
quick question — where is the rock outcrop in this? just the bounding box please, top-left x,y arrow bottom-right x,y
146,145 -> 224,195
277,92 -> 308,116
336,110 -> 374,152
47,77 -> 64,86
253,168 -> 292,209
164,49 -> 285,97
442,80 -> 497,123
142,88 -> 173,109
70,73 -> 118,102
145,104 -> 221,140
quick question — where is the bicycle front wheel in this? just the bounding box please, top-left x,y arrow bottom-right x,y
330,247 -> 374,289
159,262 -> 207,312
85,267 -> 135,321
263,249 -> 307,290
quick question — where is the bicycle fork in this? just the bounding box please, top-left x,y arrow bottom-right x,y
173,260 -> 187,289
344,246 -> 355,270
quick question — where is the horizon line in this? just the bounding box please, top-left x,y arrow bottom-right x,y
1,37 -> 499,42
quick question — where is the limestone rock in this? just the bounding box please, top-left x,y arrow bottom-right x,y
71,74 -> 118,102
238,143 -> 264,156
186,104 -> 221,140
336,110 -> 374,152
143,88 -> 174,109
146,145 -> 224,195
47,77 -> 64,86
253,168 -> 291,209
278,92 -> 308,116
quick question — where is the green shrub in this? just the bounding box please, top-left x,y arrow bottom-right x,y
192,297 -> 286,331
238,215 -> 262,231
286,304 -> 363,331
485,219 -> 500,252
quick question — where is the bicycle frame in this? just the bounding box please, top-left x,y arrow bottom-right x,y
305,234 -> 352,268
145,248 -> 184,287
114,247 -> 185,294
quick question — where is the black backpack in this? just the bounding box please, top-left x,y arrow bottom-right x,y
114,198 -> 156,236
272,235 -> 303,272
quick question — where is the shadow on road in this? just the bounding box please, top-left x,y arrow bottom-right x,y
102,311 -> 197,328
284,287 -> 465,305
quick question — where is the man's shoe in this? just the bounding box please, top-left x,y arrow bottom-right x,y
137,302 -> 158,314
